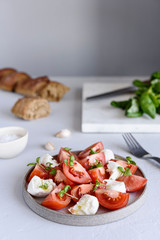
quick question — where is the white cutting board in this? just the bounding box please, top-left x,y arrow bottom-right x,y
82,83 -> 160,133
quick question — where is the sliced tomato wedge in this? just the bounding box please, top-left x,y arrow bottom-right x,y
95,189 -> 129,210
41,183 -> 71,210
54,169 -> 75,186
88,166 -> 106,183
78,142 -> 104,159
71,184 -> 94,202
28,164 -> 48,182
58,147 -> 79,164
117,175 -> 147,192
63,160 -> 91,184
79,152 -> 106,170
114,159 -> 138,174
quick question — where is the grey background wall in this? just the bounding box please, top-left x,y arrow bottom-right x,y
0,0 -> 160,77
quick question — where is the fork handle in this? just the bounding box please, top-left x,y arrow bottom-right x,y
144,156 -> 160,164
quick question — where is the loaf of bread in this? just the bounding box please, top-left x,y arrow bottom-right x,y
39,81 -> 70,101
11,97 -> 51,120
0,68 -> 70,101
15,76 -> 49,96
0,68 -> 17,81
0,72 -> 30,91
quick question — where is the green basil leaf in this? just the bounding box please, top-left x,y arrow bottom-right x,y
27,163 -> 36,166
124,168 -> 132,176
64,159 -> 68,165
64,147 -> 72,151
125,98 -> 143,118
50,168 -> 57,175
151,72 -> 160,80
36,157 -> 40,163
140,92 -> 156,118
111,100 -> 130,110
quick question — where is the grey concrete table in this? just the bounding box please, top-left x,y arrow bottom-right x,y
0,77 -> 159,240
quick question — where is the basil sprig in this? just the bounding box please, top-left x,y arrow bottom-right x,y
126,156 -> 136,165
58,185 -> 71,197
93,178 -> 101,191
111,72 -> 160,119
118,166 -> 132,176
64,147 -> 72,151
27,157 -> 40,166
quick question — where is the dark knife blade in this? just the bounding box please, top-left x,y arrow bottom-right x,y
86,85 -> 137,101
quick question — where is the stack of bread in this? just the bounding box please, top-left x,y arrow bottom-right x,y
0,68 -> 70,120
0,68 -> 69,101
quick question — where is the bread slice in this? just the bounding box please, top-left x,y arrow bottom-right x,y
0,72 -> 30,91
11,96 -> 51,120
38,81 -> 70,101
15,76 -> 49,96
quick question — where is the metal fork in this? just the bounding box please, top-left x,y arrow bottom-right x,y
122,133 -> 160,164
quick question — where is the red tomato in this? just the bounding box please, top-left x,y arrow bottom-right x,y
71,184 -> 94,202
114,159 -> 138,174
95,189 -> 129,210
58,147 -> 79,164
79,152 -> 106,170
28,164 -> 48,182
63,160 -> 91,184
41,183 -> 71,210
54,169 -> 75,186
88,167 -> 106,183
117,175 -> 147,192
78,142 -> 104,159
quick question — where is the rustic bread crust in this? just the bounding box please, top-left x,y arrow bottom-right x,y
15,76 -> 49,96
0,68 -> 17,81
39,81 -> 70,101
11,96 -> 51,120
0,72 -> 30,91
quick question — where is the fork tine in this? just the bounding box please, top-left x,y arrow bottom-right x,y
127,133 -> 144,149
122,134 -> 134,152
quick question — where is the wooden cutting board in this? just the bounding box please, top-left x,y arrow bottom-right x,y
82,83 -> 160,133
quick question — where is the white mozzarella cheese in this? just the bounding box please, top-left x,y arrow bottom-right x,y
68,194 -> 99,215
27,176 -> 56,197
101,149 -> 115,163
39,153 -> 59,167
107,161 -> 124,180
103,179 -> 126,193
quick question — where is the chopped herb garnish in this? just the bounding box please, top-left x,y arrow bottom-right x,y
58,185 -> 71,197
90,148 -> 97,154
124,167 -> 132,176
27,162 -> 37,166
64,147 -> 72,151
64,159 -> 68,165
36,157 -> 40,163
69,155 -> 75,166
50,168 -> 57,175
118,166 -> 132,176
117,166 -> 125,173
88,163 -> 103,170
46,162 -> 53,167
93,178 -> 101,191
126,156 -> 136,165
39,183 -> 48,190
45,162 -> 53,170
96,159 -> 99,164
27,156 -> 40,166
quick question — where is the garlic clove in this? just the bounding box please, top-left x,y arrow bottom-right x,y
55,129 -> 71,138
44,142 -> 55,151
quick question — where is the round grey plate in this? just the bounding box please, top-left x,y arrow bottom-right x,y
23,153 -> 147,226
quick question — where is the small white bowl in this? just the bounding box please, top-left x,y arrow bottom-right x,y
0,126 -> 28,159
